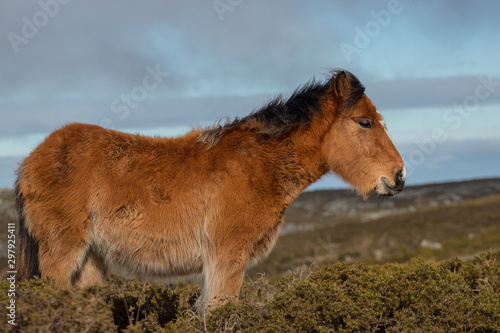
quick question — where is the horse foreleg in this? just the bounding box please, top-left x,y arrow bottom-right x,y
199,249 -> 247,311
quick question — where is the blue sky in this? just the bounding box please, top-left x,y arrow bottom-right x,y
1,0 -> 499,190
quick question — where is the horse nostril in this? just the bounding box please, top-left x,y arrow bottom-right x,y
395,169 -> 405,187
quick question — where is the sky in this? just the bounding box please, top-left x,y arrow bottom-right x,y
1,0 -> 499,191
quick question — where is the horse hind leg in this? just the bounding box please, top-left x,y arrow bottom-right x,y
31,210 -> 95,288
71,247 -> 107,287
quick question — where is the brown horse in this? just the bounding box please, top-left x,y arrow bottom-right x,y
16,70 -> 405,309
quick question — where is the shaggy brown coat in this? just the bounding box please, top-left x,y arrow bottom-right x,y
16,70 -> 405,308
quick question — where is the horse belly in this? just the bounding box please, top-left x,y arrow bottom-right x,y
92,212 -> 203,279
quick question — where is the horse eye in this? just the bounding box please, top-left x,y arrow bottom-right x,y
358,119 -> 372,129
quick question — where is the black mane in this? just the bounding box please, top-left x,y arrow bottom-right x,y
198,70 -> 365,147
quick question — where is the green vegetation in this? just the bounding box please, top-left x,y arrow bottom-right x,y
212,252 -> 499,332
1,251 -> 498,332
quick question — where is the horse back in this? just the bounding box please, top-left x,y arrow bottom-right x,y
17,122 -> 286,280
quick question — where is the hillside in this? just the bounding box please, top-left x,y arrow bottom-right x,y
249,178 -> 500,278
1,179 -> 499,331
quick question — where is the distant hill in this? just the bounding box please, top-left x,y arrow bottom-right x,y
282,177 -> 500,234
250,178 -> 500,277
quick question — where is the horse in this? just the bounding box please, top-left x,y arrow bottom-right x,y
15,70 -> 406,309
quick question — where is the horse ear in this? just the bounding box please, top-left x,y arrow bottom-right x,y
330,70 -> 365,110
332,71 -> 351,103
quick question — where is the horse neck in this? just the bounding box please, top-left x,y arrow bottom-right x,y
274,116 -> 331,204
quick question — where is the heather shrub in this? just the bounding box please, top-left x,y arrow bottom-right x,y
1,251 -> 498,332
0,276 -> 199,332
206,251 -> 500,332
0,277 -> 116,332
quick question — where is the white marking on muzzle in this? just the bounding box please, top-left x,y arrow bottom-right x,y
401,166 -> 407,182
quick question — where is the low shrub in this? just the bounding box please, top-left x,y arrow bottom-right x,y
1,251 -> 498,332
207,251 -> 499,332
0,276 -> 199,332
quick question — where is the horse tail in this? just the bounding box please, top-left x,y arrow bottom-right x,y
15,166 -> 41,281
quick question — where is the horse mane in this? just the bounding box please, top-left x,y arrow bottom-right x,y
198,70 -> 365,148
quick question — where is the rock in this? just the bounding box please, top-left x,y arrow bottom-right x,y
419,239 -> 442,250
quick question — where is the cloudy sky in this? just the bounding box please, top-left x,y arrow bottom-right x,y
1,0 -> 499,190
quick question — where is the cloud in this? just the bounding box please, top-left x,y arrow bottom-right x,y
0,93 -> 276,138
2,1 -> 499,110
1,1 -> 499,189
367,75 -> 500,110
3,73 -> 499,139
1,1 -> 339,102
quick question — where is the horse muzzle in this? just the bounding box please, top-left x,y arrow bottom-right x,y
376,168 -> 406,196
